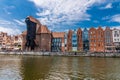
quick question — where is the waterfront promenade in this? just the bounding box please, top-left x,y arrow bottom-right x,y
0,51 -> 120,57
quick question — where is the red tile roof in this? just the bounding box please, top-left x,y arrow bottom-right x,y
27,16 -> 51,34
27,16 -> 41,33
27,16 -> 41,25
23,16 -> 52,35
40,25 -> 51,33
52,32 -> 65,38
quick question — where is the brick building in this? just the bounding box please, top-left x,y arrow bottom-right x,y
22,16 -> 66,52
67,30 -> 72,51
77,28 -> 83,51
67,29 -> 82,52
22,16 -> 51,51
36,25 -> 51,51
96,27 -> 105,52
51,32 -> 65,52
89,27 -> 96,52
89,27 -> 105,52
21,16 -> 120,52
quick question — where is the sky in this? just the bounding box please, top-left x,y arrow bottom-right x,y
0,0 -> 120,35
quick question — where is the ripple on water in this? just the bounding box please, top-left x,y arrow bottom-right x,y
0,56 -> 120,80
0,55 -> 22,80
0,68 -> 22,80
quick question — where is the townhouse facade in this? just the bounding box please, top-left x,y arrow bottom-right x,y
66,29 -> 82,52
89,27 -> 105,52
21,16 -> 120,52
72,30 -> 77,51
51,32 -> 65,52
89,27 -> 97,52
77,28 -> 83,51
82,28 -> 89,51
13,35 -> 22,50
67,30 -> 72,51
112,28 -> 120,52
22,16 -> 65,52
104,27 -> 114,52
0,32 -> 7,49
96,27 -> 105,52
0,32 -> 22,51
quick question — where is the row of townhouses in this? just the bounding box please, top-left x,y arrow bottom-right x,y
66,27 -> 120,53
21,16 -> 120,52
0,32 -> 22,51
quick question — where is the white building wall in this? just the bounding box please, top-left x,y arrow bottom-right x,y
112,28 -> 120,43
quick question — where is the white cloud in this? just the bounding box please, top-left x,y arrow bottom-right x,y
0,19 -> 23,35
111,26 -> 120,29
13,19 -> 25,26
102,14 -> 120,23
0,26 -> 21,35
84,26 -> 120,30
0,20 -> 12,25
102,26 -> 120,30
105,3 -> 112,9
29,0 -> 104,28
111,14 -> 120,23
100,3 -> 112,9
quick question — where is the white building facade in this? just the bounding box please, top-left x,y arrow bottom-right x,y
112,28 -> 120,52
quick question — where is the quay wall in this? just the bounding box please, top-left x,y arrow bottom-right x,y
0,52 -> 120,57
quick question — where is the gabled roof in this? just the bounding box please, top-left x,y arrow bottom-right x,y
89,27 -> 96,31
27,16 -> 41,26
27,16 -> 41,33
68,30 -> 73,34
37,25 -> 51,34
105,27 -> 111,31
52,32 -> 65,38
97,26 -> 104,31
26,16 -> 51,34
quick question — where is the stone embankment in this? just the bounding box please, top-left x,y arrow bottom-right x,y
0,51 -> 120,57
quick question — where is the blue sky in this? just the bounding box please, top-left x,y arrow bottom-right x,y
0,0 -> 120,35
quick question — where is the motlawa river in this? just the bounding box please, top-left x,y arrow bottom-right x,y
0,55 -> 120,80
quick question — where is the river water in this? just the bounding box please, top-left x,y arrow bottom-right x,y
0,55 -> 120,80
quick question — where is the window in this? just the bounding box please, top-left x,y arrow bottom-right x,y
91,32 -> 92,34
90,44 -> 92,46
72,44 -> 77,47
98,44 -> 100,47
94,44 -> 96,46
114,31 -> 119,37
73,40 -> 77,42
60,39 -> 61,42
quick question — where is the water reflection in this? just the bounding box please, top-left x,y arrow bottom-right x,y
0,55 -> 120,80
21,56 -> 54,80
0,55 -> 22,80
